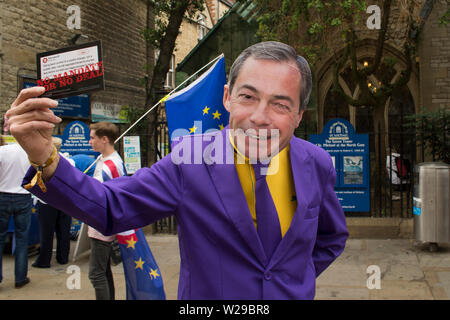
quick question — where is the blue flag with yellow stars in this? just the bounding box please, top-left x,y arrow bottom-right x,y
117,228 -> 166,300
165,55 -> 229,143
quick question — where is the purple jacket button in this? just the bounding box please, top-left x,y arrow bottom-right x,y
264,272 -> 272,281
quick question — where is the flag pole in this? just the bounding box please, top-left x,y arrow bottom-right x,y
83,53 -> 224,174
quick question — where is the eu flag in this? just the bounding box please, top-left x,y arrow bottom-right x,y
165,55 -> 229,142
117,228 -> 166,300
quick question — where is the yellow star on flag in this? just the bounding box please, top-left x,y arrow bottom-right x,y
135,257 -> 145,270
189,124 -> 197,134
212,110 -> 221,120
218,123 -> 224,130
126,237 -> 137,249
149,268 -> 160,280
202,106 -> 210,115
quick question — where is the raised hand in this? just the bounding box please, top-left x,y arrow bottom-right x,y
6,86 -> 62,165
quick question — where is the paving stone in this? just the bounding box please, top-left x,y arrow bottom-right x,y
315,286 -> 370,300
1,237 -> 449,300
368,280 -> 434,300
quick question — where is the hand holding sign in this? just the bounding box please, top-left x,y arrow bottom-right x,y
6,40 -> 105,180
6,86 -> 61,167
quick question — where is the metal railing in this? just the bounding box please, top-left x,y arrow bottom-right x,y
152,121 -> 177,234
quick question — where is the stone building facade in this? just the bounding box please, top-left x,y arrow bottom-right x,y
205,0 -> 235,24
0,0 -> 150,132
0,0 -> 233,133
418,0 -> 450,112
171,5 -> 215,89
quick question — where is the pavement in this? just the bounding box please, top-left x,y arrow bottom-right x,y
1,233 -> 449,300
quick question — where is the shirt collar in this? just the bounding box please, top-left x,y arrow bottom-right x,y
228,130 -> 289,167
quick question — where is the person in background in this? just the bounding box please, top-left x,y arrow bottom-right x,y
87,122 -> 127,300
0,135 -> 32,288
32,137 -> 72,268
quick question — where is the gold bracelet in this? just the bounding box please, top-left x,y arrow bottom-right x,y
24,146 -> 58,193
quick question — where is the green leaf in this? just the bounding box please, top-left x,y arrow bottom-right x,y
439,9 -> 450,26
331,18 -> 341,26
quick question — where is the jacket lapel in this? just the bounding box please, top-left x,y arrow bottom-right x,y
206,128 -> 268,266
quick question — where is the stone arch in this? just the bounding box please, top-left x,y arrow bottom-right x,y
315,39 -> 420,136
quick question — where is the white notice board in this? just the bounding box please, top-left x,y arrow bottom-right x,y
123,136 -> 141,174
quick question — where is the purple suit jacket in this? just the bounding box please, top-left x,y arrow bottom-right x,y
24,128 -> 348,300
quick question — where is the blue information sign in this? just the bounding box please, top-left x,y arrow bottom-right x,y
57,120 -> 99,158
309,118 -> 370,212
24,81 -> 90,118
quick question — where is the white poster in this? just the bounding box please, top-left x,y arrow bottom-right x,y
39,45 -> 99,79
123,136 -> 141,174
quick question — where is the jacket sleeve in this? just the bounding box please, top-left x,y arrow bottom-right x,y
312,159 -> 349,277
22,154 -> 183,235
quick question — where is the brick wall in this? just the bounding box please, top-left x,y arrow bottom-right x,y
205,0 -> 217,24
0,0 -> 149,125
175,5 -> 214,73
418,0 -> 450,111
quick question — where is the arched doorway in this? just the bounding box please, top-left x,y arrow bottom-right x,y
316,42 -> 419,217
319,53 -> 418,152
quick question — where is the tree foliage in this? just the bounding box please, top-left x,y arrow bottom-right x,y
439,8 -> 450,26
255,0 -> 370,66
405,109 -> 450,164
